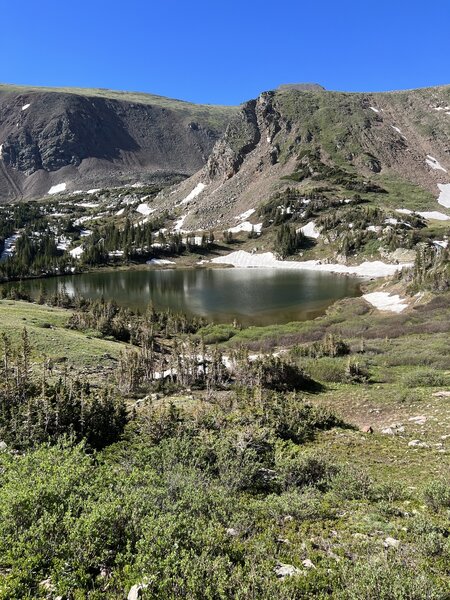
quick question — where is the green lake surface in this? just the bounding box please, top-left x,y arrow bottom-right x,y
6,268 -> 362,326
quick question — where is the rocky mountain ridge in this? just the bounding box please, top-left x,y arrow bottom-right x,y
149,85 -> 450,232
0,84 -> 237,201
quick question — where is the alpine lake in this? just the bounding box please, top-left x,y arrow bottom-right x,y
6,266 -> 362,326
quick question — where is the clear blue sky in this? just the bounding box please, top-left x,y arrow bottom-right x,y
1,0 -> 448,105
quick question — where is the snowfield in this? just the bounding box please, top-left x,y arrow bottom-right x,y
69,246 -> 84,259
235,208 -> 256,221
136,203 -> 155,216
228,221 -> 262,234
426,155 -> 447,172
395,208 -> 450,221
299,221 -> 320,239
48,183 -> 67,195
179,182 -> 206,206
146,258 -> 175,265
173,215 -> 187,232
362,292 -> 408,313
437,184 -> 450,209
211,251 -> 411,278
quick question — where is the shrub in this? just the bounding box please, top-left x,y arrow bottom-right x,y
303,357 -> 347,383
403,369 -> 447,388
345,359 -> 370,383
423,478 -> 450,512
331,465 -> 374,500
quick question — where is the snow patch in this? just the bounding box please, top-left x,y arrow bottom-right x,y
0,233 -> 20,260
179,182 -> 206,206
21,103 -> 30,111
0,144 -> 3,159
228,221 -> 262,234
395,208 -> 450,221
136,203 -> 155,216
173,215 -> 187,232
211,251 -> 410,278
48,183 -> 67,195
362,292 -> 408,313
426,155 -> 447,172
116,208 -> 125,216
235,208 -> 256,221
437,183 -> 450,209
77,202 -> 99,208
369,106 -> 379,113
69,246 -> 84,259
391,125 -> 405,137
299,221 -> 320,239
87,188 -> 101,194
146,258 -> 175,265
57,236 -> 70,251
433,240 -> 448,249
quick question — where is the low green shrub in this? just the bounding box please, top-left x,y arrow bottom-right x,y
403,369 -> 447,388
423,478 -> 450,512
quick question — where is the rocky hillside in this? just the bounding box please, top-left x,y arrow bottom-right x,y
0,84 -> 237,201
153,85 -> 450,231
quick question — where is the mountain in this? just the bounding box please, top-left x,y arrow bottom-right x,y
153,85 -> 450,231
0,84 -> 237,201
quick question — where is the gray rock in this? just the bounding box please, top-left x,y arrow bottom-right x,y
128,582 -> 149,600
384,537 -> 400,548
274,563 -> 300,578
408,440 -> 428,448
302,559 -> 316,569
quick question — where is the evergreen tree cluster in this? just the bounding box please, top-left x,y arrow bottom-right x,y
274,224 -> 306,258
0,330 -> 127,450
406,243 -> 450,292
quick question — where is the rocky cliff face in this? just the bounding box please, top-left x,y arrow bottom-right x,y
152,85 -> 450,231
0,86 -> 236,200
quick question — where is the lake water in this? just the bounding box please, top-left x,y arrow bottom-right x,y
6,268 -> 361,326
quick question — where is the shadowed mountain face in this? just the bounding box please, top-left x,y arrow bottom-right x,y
0,85 -> 237,200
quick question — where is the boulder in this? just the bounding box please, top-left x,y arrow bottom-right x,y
408,440 -> 428,448
128,582 -> 149,600
274,563 -> 300,578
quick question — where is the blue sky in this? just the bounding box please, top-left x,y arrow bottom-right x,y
1,0 -> 448,105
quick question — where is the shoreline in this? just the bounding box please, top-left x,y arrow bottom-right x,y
210,250 -> 413,279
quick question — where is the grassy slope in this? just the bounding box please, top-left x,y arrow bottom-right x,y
0,300 -> 124,371
0,294 -> 448,595
195,293 -> 450,484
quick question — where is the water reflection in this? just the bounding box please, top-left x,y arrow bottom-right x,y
4,268 -> 361,326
